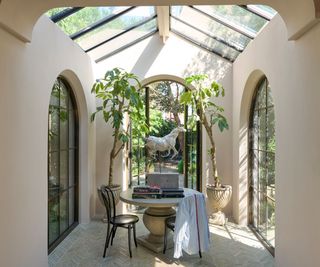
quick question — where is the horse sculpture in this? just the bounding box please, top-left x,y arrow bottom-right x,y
145,126 -> 186,159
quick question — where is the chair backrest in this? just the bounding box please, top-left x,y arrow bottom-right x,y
100,185 -> 116,221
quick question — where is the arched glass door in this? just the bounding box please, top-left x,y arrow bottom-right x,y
129,80 -> 201,190
48,77 -> 78,252
249,76 -> 275,254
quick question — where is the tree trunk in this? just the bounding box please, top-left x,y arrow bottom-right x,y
201,109 -> 220,187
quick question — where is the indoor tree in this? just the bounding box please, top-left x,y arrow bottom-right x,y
180,74 -> 229,187
91,68 -> 148,187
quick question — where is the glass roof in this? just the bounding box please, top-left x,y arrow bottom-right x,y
47,5 -> 276,63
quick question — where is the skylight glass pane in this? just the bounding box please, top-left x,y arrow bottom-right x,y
194,5 -> 267,35
248,5 -> 277,20
171,17 -> 239,61
47,7 -> 70,18
77,6 -> 156,51
56,7 -> 130,35
171,6 -> 250,50
89,18 -> 157,61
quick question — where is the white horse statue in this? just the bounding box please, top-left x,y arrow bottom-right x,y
145,126 -> 186,159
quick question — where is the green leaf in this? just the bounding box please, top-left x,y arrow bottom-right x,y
180,91 -> 192,104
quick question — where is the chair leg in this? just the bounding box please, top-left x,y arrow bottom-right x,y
163,224 -> 167,254
133,224 -> 138,248
111,226 -> 117,246
128,226 -> 132,258
103,224 -> 111,258
199,250 -> 202,258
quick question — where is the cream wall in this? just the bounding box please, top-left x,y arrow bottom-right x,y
93,32 -> 234,217
0,16 -> 96,267
233,14 -> 320,267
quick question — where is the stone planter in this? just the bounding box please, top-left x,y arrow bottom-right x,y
97,184 -> 121,222
206,184 -> 232,225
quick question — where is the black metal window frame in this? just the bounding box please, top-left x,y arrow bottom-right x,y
248,76 -> 275,256
48,77 -> 79,253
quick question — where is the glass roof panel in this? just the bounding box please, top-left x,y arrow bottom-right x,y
247,5 -> 277,20
171,17 -> 239,61
56,6 -> 130,35
171,6 -> 250,51
76,6 -> 156,51
193,5 -> 267,36
88,18 -> 157,62
47,7 -> 70,17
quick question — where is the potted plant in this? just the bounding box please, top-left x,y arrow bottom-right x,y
180,74 -> 231,225
91,68 -> 148,206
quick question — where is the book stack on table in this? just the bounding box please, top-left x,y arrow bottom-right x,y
132,186 -> 162,199
162,188 -> 184,198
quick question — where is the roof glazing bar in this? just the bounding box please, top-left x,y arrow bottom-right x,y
190,5 -> 255,39
238,5 -> 271,21
171,14 -> 243,52
51,7 -> 84,23
85,15 -> 157,53
171,29 -> 233,63
70,6 -> 136,40
96,29 -> 158,63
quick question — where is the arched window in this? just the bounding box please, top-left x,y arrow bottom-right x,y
249,76 -> 275,254
48,77 -> 78,252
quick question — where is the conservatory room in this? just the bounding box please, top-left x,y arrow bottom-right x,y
0,0 -> 320,267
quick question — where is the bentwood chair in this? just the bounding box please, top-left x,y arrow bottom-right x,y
100,185 -> 139,258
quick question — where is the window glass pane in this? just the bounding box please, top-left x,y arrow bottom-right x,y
49,106 -> 59,152
47,7 -> 70,18
68,107 -> 75,148
267,152 -> 275,187
248,5 -> 277,19
258,79 -> 267,109
258,151 -> 267,191
56,7 -> 128,35
60,151 -> 68,190
266,199 -> 275,246
194,5 -> 267,35
258,191 -> 267,236
171,6 -> 250,50
77,6 -> 156,51
171,18 -> 239,61
259,108 -> 267,151
48,196 -> 59,244
252,110 -> 258,150
267,84 -> 274,107
50,80 -> 60,106
59,109 -> 68,150
69,188 -> 75,226
48,152 -> 59,190
88,18 -> 157,61
60,191 -> 68,234
60,82 -> 69,108
252,150 -> 258,188
267,107 -> 275,152
252,189 -> 258,228
69,149 -> 75,186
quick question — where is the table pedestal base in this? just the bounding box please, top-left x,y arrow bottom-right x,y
139,206 -> 175,253
137,233 -> 173,253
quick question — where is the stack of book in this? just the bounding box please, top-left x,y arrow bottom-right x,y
132,186 -> 162,199
162,188 -> 184,198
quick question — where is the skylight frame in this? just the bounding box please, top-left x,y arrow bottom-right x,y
48,4 -> 275,63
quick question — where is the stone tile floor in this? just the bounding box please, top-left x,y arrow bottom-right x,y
49,214 -> 274,267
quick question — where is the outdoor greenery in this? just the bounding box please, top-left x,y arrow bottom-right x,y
180,74 -> 229,187
91,68 -> 148,186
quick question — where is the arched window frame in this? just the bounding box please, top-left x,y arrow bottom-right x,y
248,76 -> 275,255
48,77 -> 79,253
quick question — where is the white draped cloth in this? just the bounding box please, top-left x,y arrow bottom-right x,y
173,192 -> 210,258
